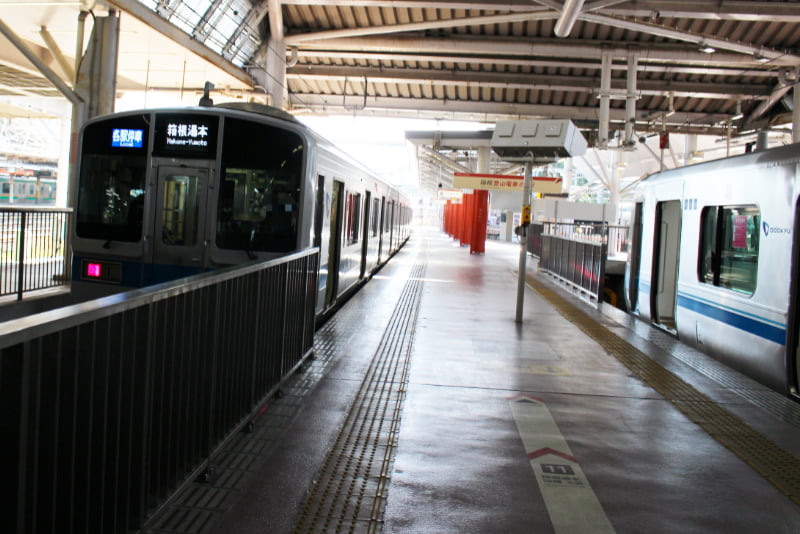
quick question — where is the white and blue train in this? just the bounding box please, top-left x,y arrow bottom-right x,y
625,142 -> 800,398
71,101 -> 411,317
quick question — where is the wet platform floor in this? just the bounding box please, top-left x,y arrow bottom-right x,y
147,227 -> 800,534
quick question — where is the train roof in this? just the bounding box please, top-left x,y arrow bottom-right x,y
213,101 -> 298,123
641,141 -> 800,184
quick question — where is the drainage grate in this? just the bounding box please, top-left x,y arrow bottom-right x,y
292,260 -> 426,534
527,274 -> 800,507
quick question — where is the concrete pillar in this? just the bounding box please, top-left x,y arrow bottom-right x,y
264,37 -> 286,108
75,12 -> 119,119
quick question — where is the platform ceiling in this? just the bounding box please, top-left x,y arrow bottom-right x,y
2,1 -> 800,191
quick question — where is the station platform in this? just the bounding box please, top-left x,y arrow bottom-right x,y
145,226 -> 800,534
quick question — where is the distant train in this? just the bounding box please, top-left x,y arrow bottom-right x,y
71,101 -> 411,317
0,172 -> 57,205
624,142 -> 800,398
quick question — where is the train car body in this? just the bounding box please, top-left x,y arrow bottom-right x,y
625,143 -> 800,397
0,174 -> 57,205
71,102 -> 411,316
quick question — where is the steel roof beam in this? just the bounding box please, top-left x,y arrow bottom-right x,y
295,50 -> 779,78
578,13 -> 800,64
284,10 -> 559,44
278,0 -> 800,22
289,65 -> 771,99
288,93 -> 735,131
105,0 -> 254,87
291,36 -> 796,67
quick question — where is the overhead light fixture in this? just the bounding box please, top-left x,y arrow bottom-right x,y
698,41 -> 716,54
753,52 -> 770,64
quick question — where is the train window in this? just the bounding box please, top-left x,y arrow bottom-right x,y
1,183 -> 8,194
698,204 -> 760,295
161,174 -> 199,246
217,118 -> 303,252
76,154 -> 147,242
346,192 -> 361,245
371,198 -> 380,237
77,116 -> 149,242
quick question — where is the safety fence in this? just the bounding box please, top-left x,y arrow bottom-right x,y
537,222 -> 628,302
0,207 -> 71,299
1,249 -> 318,534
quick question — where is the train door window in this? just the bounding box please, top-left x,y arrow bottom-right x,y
347,192 -> 361,245
1,183 -> 8,194
161,174 -> 200,246
314,175 -> 325,248
698,204 -> 759,295
326,180 -> 344,305
371,198 -> 380,237
217,117 -> 304,253
652,200 -> 682,329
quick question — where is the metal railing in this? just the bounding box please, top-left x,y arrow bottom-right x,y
0,207 -> 71,299
1,248 -> 318,534
537,222 -> 628,302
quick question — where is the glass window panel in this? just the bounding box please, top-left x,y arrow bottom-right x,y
698,206 -> 717,284
696,204 -> 759,295
216,118 -> 304,252
719,205 -> 759,295
161,174 -> 199,246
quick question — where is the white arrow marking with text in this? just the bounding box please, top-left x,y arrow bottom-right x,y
509,394 -> 616,534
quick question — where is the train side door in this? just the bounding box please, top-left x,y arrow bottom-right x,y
377,197 -> 386,262
651,200 -> 682,331
625,202 -> 643,312
325,180 -> 344,307
152,166 -> 210,276
790,197 -> 800,395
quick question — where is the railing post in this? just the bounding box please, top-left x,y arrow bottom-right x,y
16,211 -> 26,300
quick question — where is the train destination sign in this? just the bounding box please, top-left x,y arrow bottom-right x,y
153,113 -> 218,158
111,128 -> 144,148
453,173 -> 562,194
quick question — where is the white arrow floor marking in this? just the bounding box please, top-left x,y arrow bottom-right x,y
509,394 -> 616,534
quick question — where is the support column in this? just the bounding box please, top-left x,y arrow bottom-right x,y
516,159 -> 533,323
470,190 -> 489,254
623,50 -> 638,148
75,11 -> 119,118
462,193 -> 474,247
598,50 -> 612,150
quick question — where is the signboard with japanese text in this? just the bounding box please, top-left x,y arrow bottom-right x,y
153,113 -> 218,159
453,173 -> 562,194
437,189 -> 464,201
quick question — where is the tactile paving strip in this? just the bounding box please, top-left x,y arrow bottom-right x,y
292,259 -> 426,534
527,274 -> 800,507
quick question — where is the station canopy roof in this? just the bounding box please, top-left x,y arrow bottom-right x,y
2,1 -> 800,192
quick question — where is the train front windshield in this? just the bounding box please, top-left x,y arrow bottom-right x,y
217,117 -> 304,253
76,115 -> 149,242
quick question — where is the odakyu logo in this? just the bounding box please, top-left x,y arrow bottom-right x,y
762,222 -> 792,236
